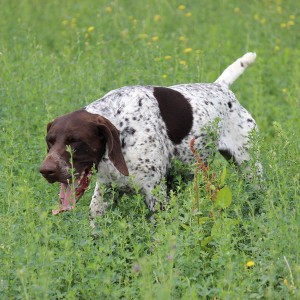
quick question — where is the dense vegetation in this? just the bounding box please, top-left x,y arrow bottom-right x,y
1,1 -> 299,298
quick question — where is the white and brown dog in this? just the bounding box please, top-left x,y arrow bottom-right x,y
40,52 -> 259,218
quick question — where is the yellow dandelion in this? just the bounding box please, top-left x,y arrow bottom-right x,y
274,45 -> 280,51
105,6 -> 112,13
62,20 -> 68,26
234,7 -> 240,13
152,36 -> 159,42
120,29 -> 128,38
246,260 -> 255,268
179,36 -> 187,42
280,22 -> 287,28
184,47 -> 192,54
287,20 -> 295,27
154,15 -> 162,22
185,12 -> 192,17
164,55 -> 172,60
162,74 -> 168,79
87,26 -> 94,33
138,33 -> 148,39
71,17 -> 77,28
289,15 -> 295,20
178,5 -> 186,11
179,60 -> 187,65
276,6 -> 282,14
282,88 -> 288,93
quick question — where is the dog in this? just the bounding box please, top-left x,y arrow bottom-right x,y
40,52 -> 258,218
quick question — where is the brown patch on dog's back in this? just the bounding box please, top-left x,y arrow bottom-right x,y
153,87 -> 193,144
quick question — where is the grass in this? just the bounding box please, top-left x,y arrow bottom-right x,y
0,0 -> 300,299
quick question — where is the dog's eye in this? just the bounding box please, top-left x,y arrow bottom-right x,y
46,137 -> 55,149
67,138 -> 79,144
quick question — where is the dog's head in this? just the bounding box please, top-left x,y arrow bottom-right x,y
40,109 -> 128,213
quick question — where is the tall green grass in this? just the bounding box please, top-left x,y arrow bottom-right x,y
1,0 -> 299,299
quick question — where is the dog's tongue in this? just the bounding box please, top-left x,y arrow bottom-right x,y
52,171 -> 92,215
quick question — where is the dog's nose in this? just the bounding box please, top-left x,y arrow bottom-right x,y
40,163 -> 59,182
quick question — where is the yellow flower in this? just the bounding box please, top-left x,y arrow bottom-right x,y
184,47 -> 192,54
164,55 -> 172,60
179,60 -> 187,65
280,22 -> 287,28
162,74 -> 168,79
70,17 -> 77,28
105,6 -> 112,13
154,15 -> 162,22
287,20 -> 295,27
152,36 -> 159,42
179,36 -> 187,42
138,33 -> 148,39
246,260 -> 255,268
185,12 -> 192,17
274,45 -> 280,51
282,88 -> 288,93
178,5 -> 186,11
62,20 -> 68,26
120,29 -> 128,38
260,18 -> 266,25
289,15 -> 295,20
234,7 -> 240,13
276,6 -> 282,13
87,26 -> 94,33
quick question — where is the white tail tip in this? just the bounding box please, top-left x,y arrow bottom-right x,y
215,52 -> 256,87
241,52 -> 256,66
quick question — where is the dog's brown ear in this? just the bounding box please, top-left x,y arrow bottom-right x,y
46,121 -> 53,132
96,116 -> 129,176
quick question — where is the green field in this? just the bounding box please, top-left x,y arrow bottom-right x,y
1,0 -> 300,299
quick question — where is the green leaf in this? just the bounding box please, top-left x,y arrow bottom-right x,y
201,236 -> 213,247
220,166 -> 227,186
180,223 -> 190,230
198,217 -> 210,225
215,185 -> 232,209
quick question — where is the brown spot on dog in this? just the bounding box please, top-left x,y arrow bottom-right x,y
153,87 -> 193,144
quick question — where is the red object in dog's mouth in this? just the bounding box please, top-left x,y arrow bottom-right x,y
52,169 -> 92,215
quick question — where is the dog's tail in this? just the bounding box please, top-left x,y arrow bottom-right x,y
215,52 -> 256,87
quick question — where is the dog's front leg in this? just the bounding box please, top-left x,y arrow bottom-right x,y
89,182 -> 110,225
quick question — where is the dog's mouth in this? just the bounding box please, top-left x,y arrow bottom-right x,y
52,168 -> 92,215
